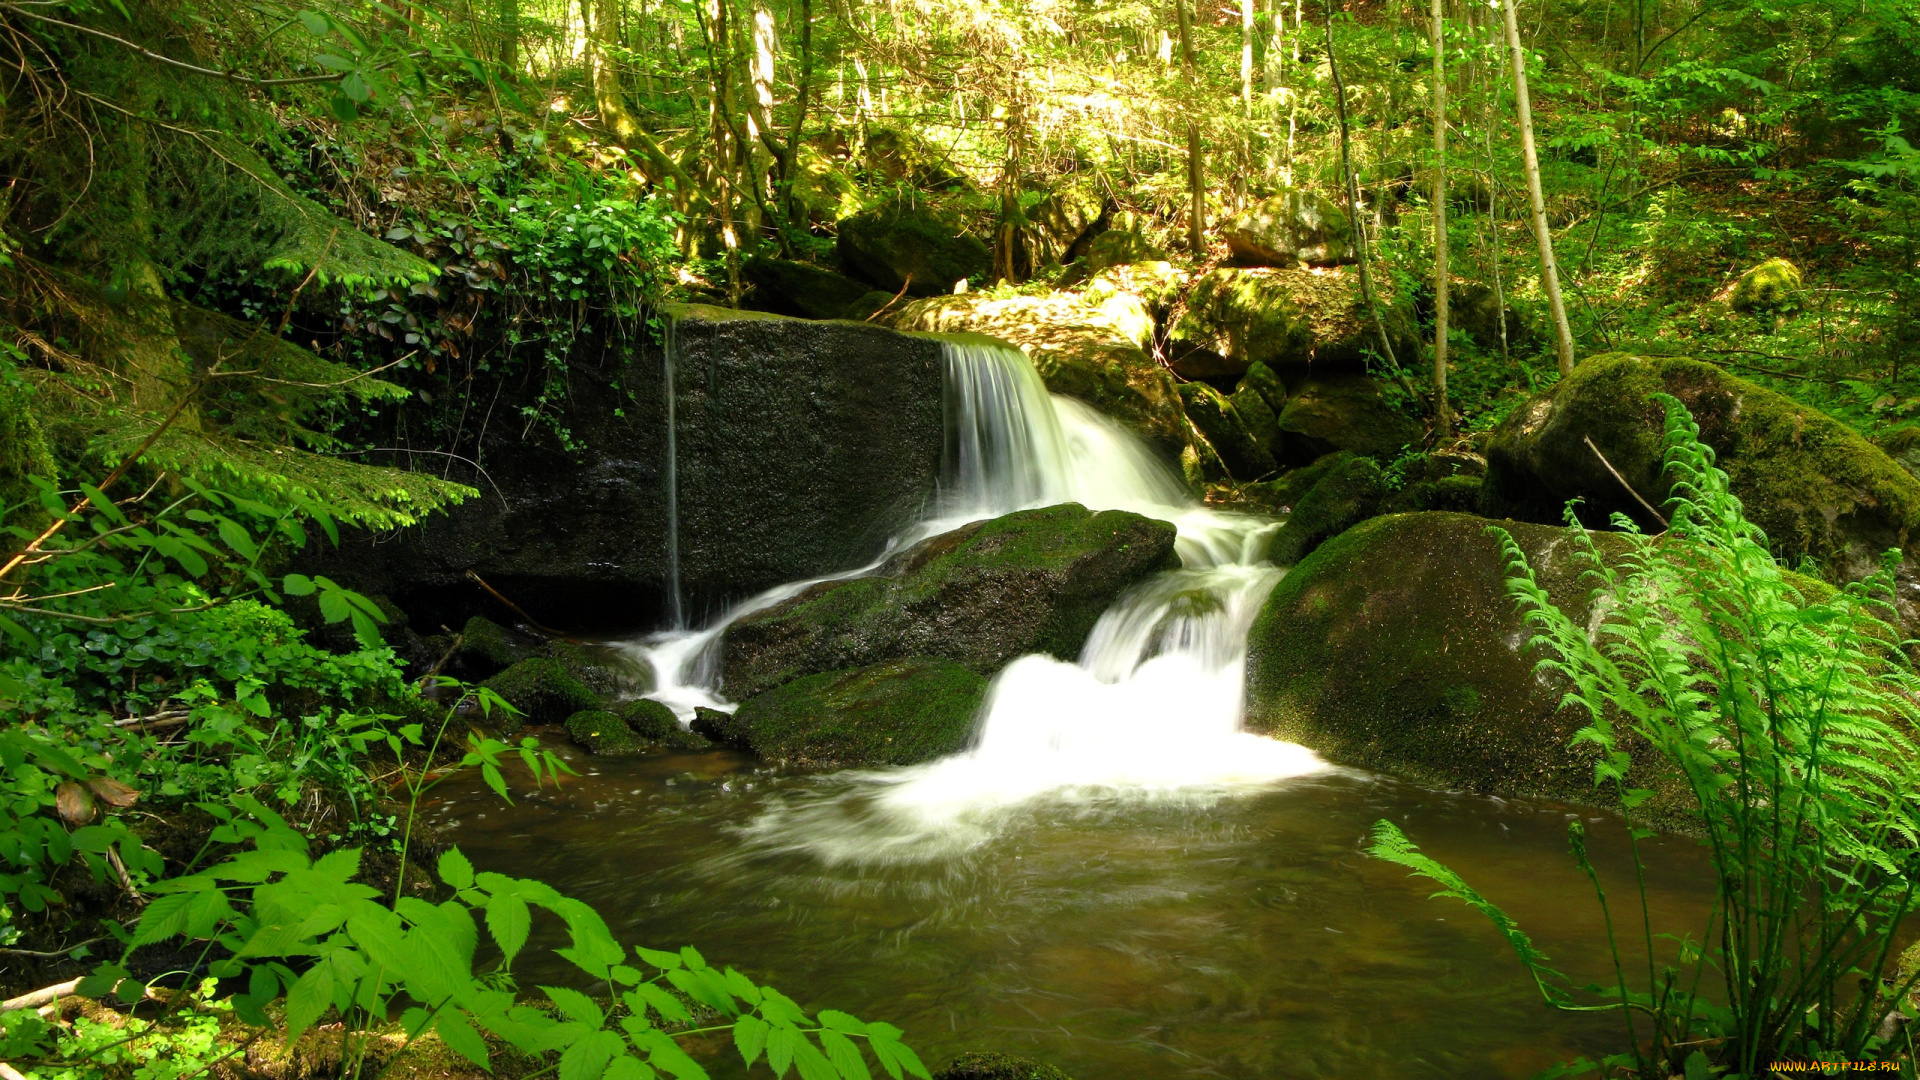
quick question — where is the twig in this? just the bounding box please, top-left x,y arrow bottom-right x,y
1584,435 -> 1669,529
864,274 -> 915,323
422,632 -> 466,685
465,571 -> 564,638
2,979 -> 80,1013
112,709 -> 191,732
0,938 -> 104,960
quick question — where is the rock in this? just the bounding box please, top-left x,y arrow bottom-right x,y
1267,454 -> 1385,565
934,1052 -> 1074,1080
616,697 -> 682,741
1277,375 -> 1422,459
1231,382 -> 1283,455
730,658 -> 987,767
1221,189 -> 1355,268
1379,474 -> 1484,515
890,293 -> 1187,457
1449,282 -> 1535,352
456,616 -> 538,675
743,257 -> 884,320
788,145 -> 862,226
1168,267 -> 1415,380
1083,261 -> 1186,317
837,199 -> 991,296
861,129 -> 970,191
548,641 -> 629,697
1179,383 -> 1277,480
722,503 -> 1181,699
1730,257 -> 1803,313
1240,450 -> 1355,511
1245,512 -> 1669,805
302,306 -> 948,628
564,709 -> 643,755
690,706 -> 747,748
1482,353 -> 1920,607
1238,360 -> 1287,416
1079,229 -> 1166,275
481,658 -> 598,729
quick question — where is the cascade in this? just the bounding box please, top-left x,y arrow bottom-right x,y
622,337 -> 1327,852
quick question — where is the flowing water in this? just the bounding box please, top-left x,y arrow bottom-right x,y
451,337 -> 1718,1076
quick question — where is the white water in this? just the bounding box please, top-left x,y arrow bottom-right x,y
620,338 -> 1329,856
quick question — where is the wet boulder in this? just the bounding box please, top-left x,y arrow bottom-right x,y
721,503 -> 1181,700
1482,353 -> 1920,620
729,658 -> 987,767
1266,453 -> 1386,565
1245,512 -> 1664,805
1079,230 -> 1167,276
1221,189 -> 1356,268
1380,474 -> 1484,516
1179,382 -> 1277,481
744,257 -> 891,321
564,709 -> 643,755
1082,260 -> 1187,318
838,199 -> 991,297
1277,375 -> 1422,459
454,615 -> 539,676
481,658 -> 598,730
891,293 -> 1186,457
1730,257 -> 1803,313
1167,267 -> 1416,380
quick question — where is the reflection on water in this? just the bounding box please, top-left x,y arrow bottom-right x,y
426,749 -> 1713,1080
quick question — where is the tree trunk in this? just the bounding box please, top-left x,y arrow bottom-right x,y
591,0 -> 637,140
1239,0 -> 1253,202
497,0 -> 518,73
1175,0 -> 1205,256
1325,3 -> 1410,394
1499,0 -> 1575,376
1431,0 -> 1450,438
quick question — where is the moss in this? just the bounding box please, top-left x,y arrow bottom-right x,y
1221,188 -> 1354,268
458,616 -> 533,673
1380,473 -> 1484,515
1238,361 -> 1288,415
1730,257 -> 1803,313
837,199 -> 992,296
549,641 -> 626,696
0,378 -> 55,527
1180,382 -> 1276,480
481,658 -> 598,729
934,1052 -> 1075,1080
1268,455 -> 1386,565
743,257 -> 881,320
1276,375 -> 1421,458
1168,267 -> 1414,377
734,657 -> 987,767
1245,512 -> 1685,815
722,503 -> 1179,699
564,709 -> 643,755
1230,382 -> 1282,455
617,697 -> 682,740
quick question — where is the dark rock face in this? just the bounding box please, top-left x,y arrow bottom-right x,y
729,657 -> 987,767
1221,189 -> 1356,268
1483,354 -> 1920,608
743,257 -> 892,320
721,503 -> 1181,700
1179,382 -> 1277,481
1277,375 -> 1422,460
305,306 -> 946,630
837,200 -> 992,296
1245,512 -> 1664,805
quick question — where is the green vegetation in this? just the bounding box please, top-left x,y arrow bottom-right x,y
1368,398 -> 1920,1075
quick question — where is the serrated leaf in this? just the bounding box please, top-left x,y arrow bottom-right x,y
820,1029 -> 870,1080
792,1036 -> 838,1080
439,848 -> 475,890
285,962 -> 335,1043
437,1010 -> 491,1069
488,892 -> 531,965
628,981 -> 690,1023
734,1014 -> 769,1067
767,1024 -> 800,1078
560,1029 -> 626,1080
605,1058 -> 657,1080
634,946 -> 683,971
543,985 -> 605,1028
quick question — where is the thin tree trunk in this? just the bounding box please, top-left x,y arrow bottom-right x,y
1499,0 -> 1575,375
591,0 -> 637,139
1284,0 -> 1302,185
1325,2 -> 1409,393
497,0 -> 518,72
1176,0 -> 1205,256
1239,0 -> 1254,203
1431,0 -> 1450,437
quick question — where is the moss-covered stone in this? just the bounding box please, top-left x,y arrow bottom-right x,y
1482,353 -> 1920,612
1449,282 -> 1536,352
1276,375 -> 1422,459
548,641 -> 627,697
1082,260 -> 1186,317
1729,257 -> 1803,313
1221,188 -> 1355,268
1079,229 -> 1166,275
1245,512 -> 1679,809
731,657 -> 987,767
933,1052 -> 1074,1080
891,293 -> 1187,456
457,616 -> 536,674
1230,382 -> 1283,456
722,503 -> 1181,699
838,200 -> 991,296
1168,266 -> 1416,380
482,658 -> 598,729
1380,473 -> 1484,516
616,697 -> 681,740
691,706 -> 749,749
564,709 -> 643,755
1267,454 -> 1386,565
1238,360 -> 1287,416
743,257 -> 883,320
1179,382 -> 1277,480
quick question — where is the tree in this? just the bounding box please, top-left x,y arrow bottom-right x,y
1431,0 -> 1451,436
591,0 -> 638,140
1175,0 -> 1206,256
1499,0 -> 1576,376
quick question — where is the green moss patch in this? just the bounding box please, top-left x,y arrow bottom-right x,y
733,657 -> 987,767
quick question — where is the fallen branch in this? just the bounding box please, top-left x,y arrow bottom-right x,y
1584,435 -> 1670,529
112,709 -> 192,733
3,979 -> 80,1014
0,938 -> 105,960
864,274 -> 915,323
464,571 -> 563,638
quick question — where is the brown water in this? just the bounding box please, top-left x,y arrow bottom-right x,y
426,747 -> 1715,1080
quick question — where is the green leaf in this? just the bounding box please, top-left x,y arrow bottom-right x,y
627,982 -> 689,1023
635,1028 -> 708,1080
285,962 -> 336,1043
437,1010 -> 492,1069
439,848 -> 476,890
487,892 -> 531,965
1683,1050 -> 1710,1080
820,1029 -> 870,1080
634,946 -> 683,971
283,573 -> 316,597
605,1058 -> 658,1080
543,985 -> 605,1029
298,9 -> 329,35
767,1024 -> 800,1079
734,1014 -> 769,1068
560,1029 -> 626,1080
793,1037 -> 839,1080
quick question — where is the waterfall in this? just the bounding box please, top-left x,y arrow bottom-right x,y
622,337 -> 1328,851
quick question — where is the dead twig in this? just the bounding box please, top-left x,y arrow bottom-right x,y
465,571 -> 564,638
1584,435 -> 1670,530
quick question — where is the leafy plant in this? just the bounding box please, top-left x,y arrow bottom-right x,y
1369,394 -> 1920,1076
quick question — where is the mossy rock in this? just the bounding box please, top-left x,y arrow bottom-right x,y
891,293 -> 1186,457
616,697 -> 682,740
1168,267 -> 1416,380
1079,229 -> 1166,275
1267,455 -> 1386,565
1245,512 -> 1681,811
456,616 -> 537,675
1230,382 -> 1283,457
1179,382 -> 1277,481
837,199 -> 991,296
482,658 -> 598,730
1380,473 -> 1484,516
1276,375 -> 1422,459
933,1052 -> 1074,1080
1238,360 -> 1288,416
722,503 -> 1180,700
1220,188 -> 1355,268
1083,260 -> 1187,316
564,709 -> 644,755
548,641 -> 628,697
1450,282 -> 1536,352
1729,257 -> 1803,313
691,706 -> 749,749
731,657 -> 987,767
744,257 -> 883,320
1482,353 -> 1920,622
